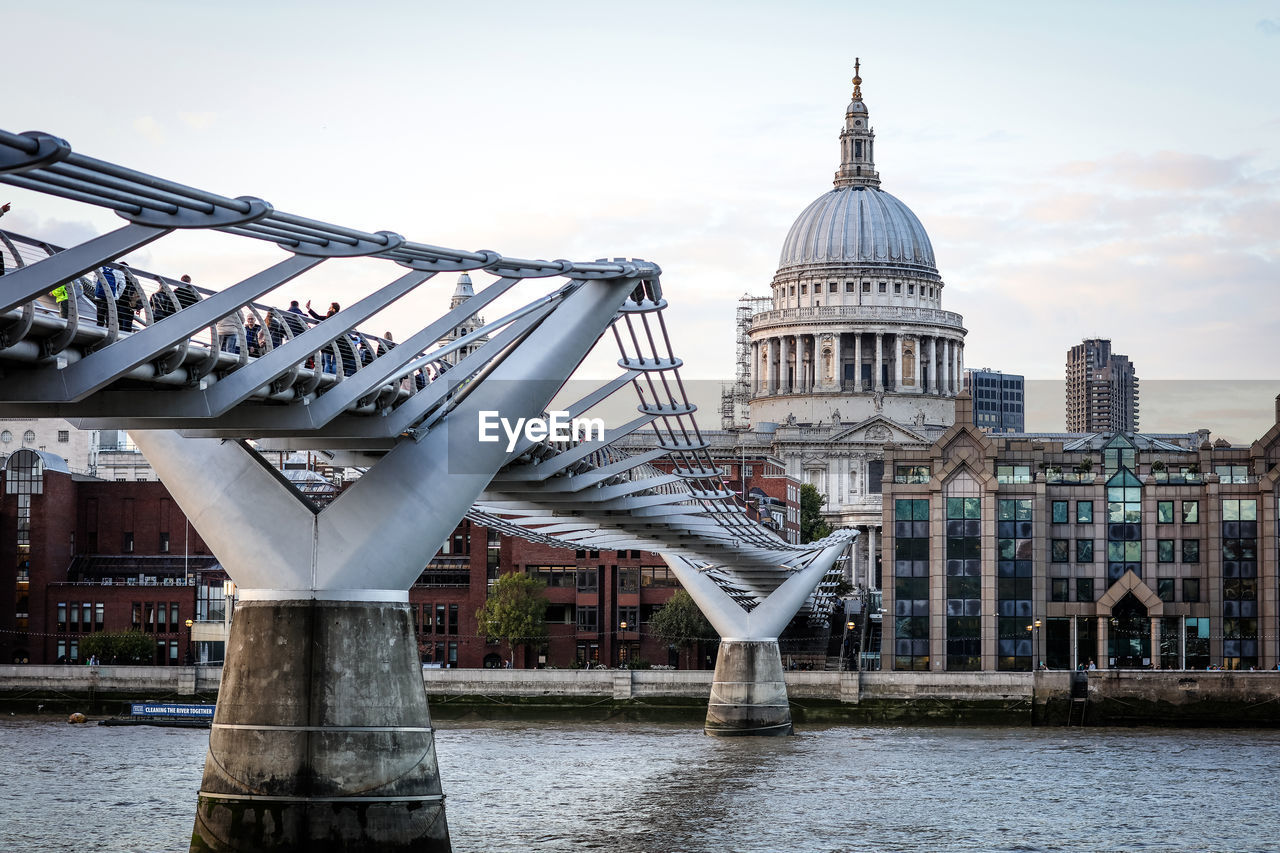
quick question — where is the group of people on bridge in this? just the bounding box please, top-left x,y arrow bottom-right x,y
0,203 -> 453,390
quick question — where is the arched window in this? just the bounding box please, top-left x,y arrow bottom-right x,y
22,430 -> 35,444
0,430 -> 10,443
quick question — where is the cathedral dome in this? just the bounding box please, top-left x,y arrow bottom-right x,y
777,186 -> 936,273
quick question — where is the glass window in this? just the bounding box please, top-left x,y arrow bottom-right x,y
577,569 -> 598,592
1157,579 -> 1174,602
1157,540 -> 1175,562
996,464 -> 1031,484
1051,578 -> 1069,601
1157,501 -> 1174,524
1076,539 -> 1093,563
1185,617 -> 1209,668
893,465 -> 930,484
617,568 -> 639,594
862,282 -> 870,293
1052,501 -> 1068,524
878,282 -> 886,293
1214,465 -> 1249,484
1182,578 -> 1200,603
1076,501 -> 1093,524
1181,539 -> 1200,563
1076,578 -> 1094,602
1182,501 -> 1199,523
1051,540 -> 1070,562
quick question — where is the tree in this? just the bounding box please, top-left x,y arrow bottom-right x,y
476,572 -> 548,668
799,483 -> 833,543
648,589 -> 716,669
79,630 -> 156,664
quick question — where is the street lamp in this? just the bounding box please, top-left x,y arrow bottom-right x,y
185,618 -> 195,666
618,621 -> 629,667
1026,619 -> 1041,669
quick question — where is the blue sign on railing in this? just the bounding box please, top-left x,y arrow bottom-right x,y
130,703 -> 215,719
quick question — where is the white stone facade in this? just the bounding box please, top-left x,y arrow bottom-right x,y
733,64 -> 966,587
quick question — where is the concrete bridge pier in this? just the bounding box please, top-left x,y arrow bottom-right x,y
191,599 -> 448,852
125,272 -> 639,852
663,538 -> 850,737
706,639 -> 792,736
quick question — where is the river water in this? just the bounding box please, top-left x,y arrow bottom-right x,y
2,718 -> 1278,852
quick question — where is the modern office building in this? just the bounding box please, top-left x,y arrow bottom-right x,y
880,392 -> 1280,672
1066,338 -> 1139,432
964,368 -> 1024,433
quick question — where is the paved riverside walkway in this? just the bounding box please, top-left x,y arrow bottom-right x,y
6,666 -> 1280,726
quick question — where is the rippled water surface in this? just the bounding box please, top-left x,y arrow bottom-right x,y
3,718 -> 1279,852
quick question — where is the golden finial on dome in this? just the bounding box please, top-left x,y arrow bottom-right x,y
852,57 -> 862,100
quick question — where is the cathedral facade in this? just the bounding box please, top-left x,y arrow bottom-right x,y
731,63 -> 967,588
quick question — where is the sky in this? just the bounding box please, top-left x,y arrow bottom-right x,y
2,0 -> 1278,436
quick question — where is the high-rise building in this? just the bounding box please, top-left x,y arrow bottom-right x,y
963,368 -> 1024,433
1065,338 -> 1138,432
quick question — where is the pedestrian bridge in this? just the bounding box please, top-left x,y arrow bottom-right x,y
0,127 -> 851,853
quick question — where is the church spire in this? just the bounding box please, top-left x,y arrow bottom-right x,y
834,58 -> 881,189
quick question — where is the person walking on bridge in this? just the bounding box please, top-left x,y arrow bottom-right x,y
0,201 -> 10,275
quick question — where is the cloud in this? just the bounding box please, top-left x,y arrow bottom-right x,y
132,116 -> 166,145
1258,18 -> 1280,35
929,147 -> 1280,383
178,112 -> 217,131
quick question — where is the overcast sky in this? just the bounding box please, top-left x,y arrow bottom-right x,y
2,1 -> 1277,436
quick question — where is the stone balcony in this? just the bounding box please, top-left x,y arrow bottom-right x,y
749,304 -> 966,333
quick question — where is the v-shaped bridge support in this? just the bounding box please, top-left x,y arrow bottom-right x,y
130,273 -> 638,853
663,539 -> 851,736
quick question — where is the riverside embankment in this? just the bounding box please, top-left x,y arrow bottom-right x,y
4,665 -> 1280,726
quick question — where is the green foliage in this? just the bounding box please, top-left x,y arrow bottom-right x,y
799,483 -> 833,543
79,631 -> 156,664
648,590 -> 715,650
476,572 -> 549,665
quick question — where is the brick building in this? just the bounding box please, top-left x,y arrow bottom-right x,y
0,448 -> 224,666
3,446 -> 802,670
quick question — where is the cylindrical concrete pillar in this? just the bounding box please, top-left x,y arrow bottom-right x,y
190,599 -> 450,853
705,639 -> 793,736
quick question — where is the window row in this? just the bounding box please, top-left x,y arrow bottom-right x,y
1050,538 -> 1201,564
784,281 -> 939,297
1048,577 -> 1202,603
413,603 -> 460,636
56,601 -> 105,633
129,601 -> 183,633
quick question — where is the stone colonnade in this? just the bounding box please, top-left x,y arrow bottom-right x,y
752,330 -> 963,397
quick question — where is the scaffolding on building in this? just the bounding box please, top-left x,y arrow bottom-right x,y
721,294 -> 771,430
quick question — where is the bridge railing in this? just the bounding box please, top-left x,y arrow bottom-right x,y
0,225 -> 461,410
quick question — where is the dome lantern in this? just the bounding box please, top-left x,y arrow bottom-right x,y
834,57 -> 880,189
